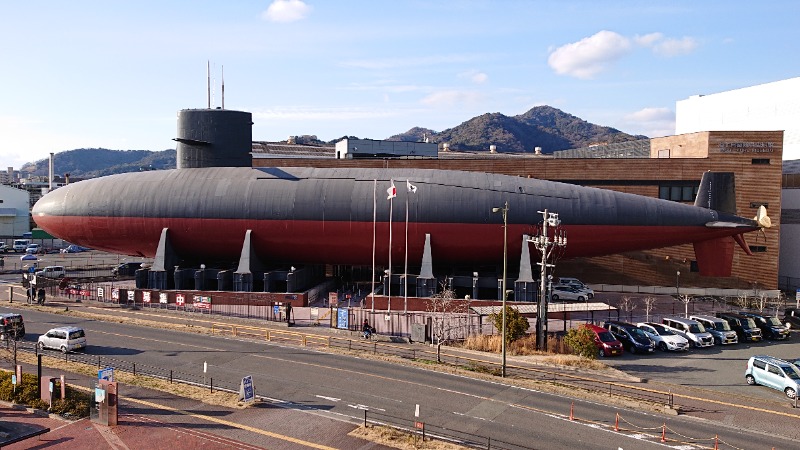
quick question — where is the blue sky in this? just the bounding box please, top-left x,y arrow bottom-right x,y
1,1 -> 798,169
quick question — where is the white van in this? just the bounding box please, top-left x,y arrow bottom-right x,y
690,315 -> 739,345
35,265 -> 66,278
13,239 -> 31,252
661,317 -> 714,348
38,326 -> 87,353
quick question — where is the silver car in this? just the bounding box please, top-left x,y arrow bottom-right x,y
38,326 -> 87,353
746,355 -> 800,398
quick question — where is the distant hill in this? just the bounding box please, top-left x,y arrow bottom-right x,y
22,106 -> 646,177
388,106 -> 646,152
22,148 -> 176,178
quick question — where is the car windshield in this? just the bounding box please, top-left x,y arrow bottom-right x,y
715,322 -> 731,331
743,318 -> 757,329
652,325 -> 675,336
597,331 -> 617,343
782,365 -> 800,380
766,317 -> 783,327
689,323 -> 705,333
628,328 -> 648,339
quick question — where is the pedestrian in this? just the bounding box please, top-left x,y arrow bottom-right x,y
37,288 -> 45,305
362,318 -> 374,339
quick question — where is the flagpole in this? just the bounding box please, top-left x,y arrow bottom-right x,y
388,182 -> 393,313
404,190 -> 409,314
371,179 -> 376,312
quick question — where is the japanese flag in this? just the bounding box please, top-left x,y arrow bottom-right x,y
387,180 -> 397,200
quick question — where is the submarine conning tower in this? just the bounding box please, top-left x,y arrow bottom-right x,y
174,108 -> 253,169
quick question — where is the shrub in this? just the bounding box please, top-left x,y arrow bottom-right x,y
489,305 -> 530,345
0,371 -> 90,417
563,326 -> 598,359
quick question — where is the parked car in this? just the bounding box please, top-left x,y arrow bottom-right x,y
37,326 -> 86,353
745,355 -> 800,399
0,242 -> 8,253
784,307 -> 800,330
550,285 -> 587,302
582,324 -> 623,357
738,311 -> 790,340
554,278 -> 594,299
61,244 -> 90,253
112,262 -> 145,277
0,313 -> 25,340
603,321 -> 655,354
35,265 -> 66,279
25,244 -> 40,254
636,322 -> 689,351
661,317 -> 714,348
716,312 -> 763,342
690,315 -> 739,345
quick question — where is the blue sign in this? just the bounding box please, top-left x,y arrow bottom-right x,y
98,367 -> 114,382
337,308 -> 349,330
240,375 -> 255,403
273,305 -> 280,316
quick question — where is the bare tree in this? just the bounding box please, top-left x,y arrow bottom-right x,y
425,282 -> 468,360
643,296 -> 657,323
736,293 -> 749,310
618,296 -> 637,322
678,294 -> 693,318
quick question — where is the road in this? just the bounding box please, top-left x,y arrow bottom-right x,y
3,304 -> 798,449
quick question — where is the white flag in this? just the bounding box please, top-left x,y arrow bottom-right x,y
387,180 -> 397,200
406,179 -> 417,193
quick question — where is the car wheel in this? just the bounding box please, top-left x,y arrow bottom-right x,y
598,348 -> 605,358
551,294 -> 559,301
658,342 -> 668,351
60,345 -> 67,354
577,296 -> 586,302
786,387 -> 797,399
745,375 -> 757,386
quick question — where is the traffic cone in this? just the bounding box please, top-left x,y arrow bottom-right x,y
661,423 -> 666,443
569,401 -> 574,421
614,413 -> 619,432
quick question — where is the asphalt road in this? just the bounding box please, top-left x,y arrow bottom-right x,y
3,305 -> 798,449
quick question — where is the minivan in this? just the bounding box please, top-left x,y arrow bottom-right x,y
636,322 -> 689,352
603,321 -> 655,354
582,324 -> 623,357
716,312 -> 762,342
746,355 -> 800,398
690,315 -> 738,345
738,311 -> 790,340
661,317 -> 714,348
37,326 -> 87,353
35,265 -> 66,278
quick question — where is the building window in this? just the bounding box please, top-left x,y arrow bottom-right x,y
750,202 -> 768,209
752,158 -> 770,165
748,246 -> 767,253
659,184 -> 699,202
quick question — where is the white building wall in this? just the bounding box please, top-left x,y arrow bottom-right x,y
781,189 -> 800,289
0,185 -> 30,238
676,77 -> 800,160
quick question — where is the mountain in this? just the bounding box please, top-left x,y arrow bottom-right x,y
22,148 -> 176,178
22,106 -> 646,177
388,106 -> 646,153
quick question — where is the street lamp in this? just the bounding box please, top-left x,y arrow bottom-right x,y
491,201 -> 508,378
676,270 -> 681,297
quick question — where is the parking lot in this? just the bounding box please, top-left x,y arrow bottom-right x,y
591,291 -> 800,403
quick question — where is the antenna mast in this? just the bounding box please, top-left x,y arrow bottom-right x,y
206,60 -> 211,109
221,66 -> 225,110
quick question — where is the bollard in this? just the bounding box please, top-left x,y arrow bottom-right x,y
714,435 -> 718,450
614,413 -> 619,432
569,401 -> 574,421
661,423 -> 666,443
364,409 -> 367,427
169,370 -> 173,384
210,378 -> 214,393
133,363 -> 136,376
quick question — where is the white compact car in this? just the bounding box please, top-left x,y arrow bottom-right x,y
550,285 -> 587,302
38,326 -> 87,353
636,322 -> 690,351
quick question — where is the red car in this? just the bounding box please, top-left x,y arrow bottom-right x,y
583,324 -> 623,357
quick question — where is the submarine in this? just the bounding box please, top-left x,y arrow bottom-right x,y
31,108 -> 769,279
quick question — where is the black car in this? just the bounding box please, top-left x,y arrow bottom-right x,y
603,320 -> 655,354
112,262 -> 145,276
785,307 -> 800,330
739,311 -> 790,340
716,312 -> 763,342
0,313 -> 25,340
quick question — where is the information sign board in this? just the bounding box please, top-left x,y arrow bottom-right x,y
337,308 -> 349,329
98,367 -> 114,382
240,375 -> 255,403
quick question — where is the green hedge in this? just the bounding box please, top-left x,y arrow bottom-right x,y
0,371 -> 90,417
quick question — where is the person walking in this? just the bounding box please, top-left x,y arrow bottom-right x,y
362,318 -> 373,339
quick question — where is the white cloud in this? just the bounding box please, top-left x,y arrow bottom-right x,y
458,70 -> 488,84
261,0 -> 312,23
547,30 -> 632,79
420,90 -> 485,107
623,107 -> 675,137
636,33 -> 697,57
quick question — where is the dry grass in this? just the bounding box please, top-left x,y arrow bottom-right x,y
349,425 -> 471,450
2,348 -> 245,409
458,334 -> 607,371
